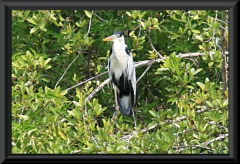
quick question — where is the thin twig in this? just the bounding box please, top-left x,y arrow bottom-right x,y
138,80 -> 155,100
220,25 -> 228,31
91,134 -> 100,148
92,12 -> 105,21
220,10 -> 228,96
184,58 -> 199,67
54,54 -> 80,89
196,106 -> 208,113
177,52 -> 203,58
172,133 -> 228,153
83,10 -> 93,38
208,121 -> 228,131
84,78 -> 110,115
65,71 -> 108,91
140,123 -> 158,133
148,29 -> 165,60
136,60 -> 154,84
205,133 -> 228,146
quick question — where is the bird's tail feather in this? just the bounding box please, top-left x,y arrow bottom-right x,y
117,96 -> 132,116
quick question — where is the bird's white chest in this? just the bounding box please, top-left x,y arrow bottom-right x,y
110,49 -> 127,79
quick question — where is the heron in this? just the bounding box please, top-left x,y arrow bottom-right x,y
103,31 -> 137,128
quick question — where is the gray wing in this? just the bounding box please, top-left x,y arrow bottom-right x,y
125,46 -> 136,104
108,48 -> 112,81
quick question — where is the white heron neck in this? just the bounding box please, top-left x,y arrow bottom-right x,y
113,36 -> 125,50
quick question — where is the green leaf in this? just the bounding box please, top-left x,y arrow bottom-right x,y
84,10 -> 92,18
27,128 -> 38,136
206,101 -> 213,108
157,68 -> 169,72
170,34 -> 179,40
30,139 -> 37,153
186,85 -> 194,89
126,11 -> 132,17
167,97 -> 178,103
193,68 -> 202,75
193,15 -> 199,20
223,99 -> 228,107
139,11 -> 146,18
208,62 -> 214,67
183,73 -> 188,82
193,133 -> 199,139
173,123 -> 180,128
30,27 -> 37,34
197,82 -> 205,91
60,90 -> 68,96
139,20 -> 145,29
72,101 -> 80,107
191,29 -> 200,34
44,58 -> 51,66
194,34 -> 203,42
18,114 -> 29,121
40,22 -> 46,31
149,110 -> 157,118
58,127 -> 67,140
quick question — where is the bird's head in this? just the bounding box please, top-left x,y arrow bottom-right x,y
103,31 -> 125,43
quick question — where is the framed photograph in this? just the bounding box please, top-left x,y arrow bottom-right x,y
0,0 -> 238,163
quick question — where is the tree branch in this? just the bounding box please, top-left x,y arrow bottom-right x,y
147,29 -> 165,59
84,78 -> 110,115
54,54 -> 80,89
83,51 -> 228,113
172,133 -> 228,153
136,60 -> 154,84
138,80 -> 155,101
65,71 -> 108,91
220,10 -> 228,96
92,11 -> 105,21
66,51 -> 228,92
83,10 -> 93,38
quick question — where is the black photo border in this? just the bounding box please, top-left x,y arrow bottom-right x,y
0,0 -> 239,163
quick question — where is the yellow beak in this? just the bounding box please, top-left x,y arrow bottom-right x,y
103,36 -> 114,41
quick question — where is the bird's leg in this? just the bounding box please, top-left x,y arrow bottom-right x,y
111,85 -> 119,133
114,86 -> 119,113
132,108 -> 137,129
111,85 -> 119,120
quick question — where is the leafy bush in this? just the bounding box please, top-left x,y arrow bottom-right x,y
12,10 -> 228,154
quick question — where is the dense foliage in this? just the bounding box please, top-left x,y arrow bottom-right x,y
12,10 -> 228,154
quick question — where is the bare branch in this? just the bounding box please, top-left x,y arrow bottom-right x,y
91,135 -> 100,148
147,29 -> 165,59
92,12 -> 105,21
205,133 -> 228,146
118,103 -> 227,145
140,123 -> 158,133
85,78 -> 110,115
66,51 -> 228,91
120,123 -> 158,142
196,106 -> 208,113
138,80 -> 155,100
177,52 -> 203,58
83,10 -> 93,38
65,71 -> 108,91
208,121 -> 228,131
54,54 -> 80,89
82,51 -> 229,115
172,133 -> 228,153
220,10 -> 228,96
136,60 -> 154,84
